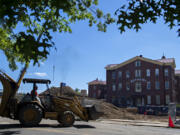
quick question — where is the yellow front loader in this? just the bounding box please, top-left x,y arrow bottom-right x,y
0,68 -> 101,127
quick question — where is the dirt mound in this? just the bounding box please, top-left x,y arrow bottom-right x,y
80,98 -> 168,122
81,98 -> 127,119
40,86 -> 81,97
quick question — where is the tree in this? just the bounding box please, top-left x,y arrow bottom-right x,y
0,0 -> 114,70
0,1 -> 114,113
115,0 -> 180,36
75,88 -> 80,93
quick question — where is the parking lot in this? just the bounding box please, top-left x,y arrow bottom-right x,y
0,117 -> 180,135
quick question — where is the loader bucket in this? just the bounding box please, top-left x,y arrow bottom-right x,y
85,105 -> 104,120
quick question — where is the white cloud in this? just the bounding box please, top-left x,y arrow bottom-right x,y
34,72 -> 47,77
40,62 -> 45,65
27,73 -> 33,76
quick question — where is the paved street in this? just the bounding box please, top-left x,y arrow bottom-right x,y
0,117 -> 180,135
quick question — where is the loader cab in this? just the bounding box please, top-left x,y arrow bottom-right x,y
21,78 -> 51,105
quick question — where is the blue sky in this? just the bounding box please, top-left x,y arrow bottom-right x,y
0,0 -> 180,93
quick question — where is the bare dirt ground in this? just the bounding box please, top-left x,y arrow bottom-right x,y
82,98 -> 172,122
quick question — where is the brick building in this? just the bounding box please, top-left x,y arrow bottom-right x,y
81,89 -> 87,97
105,55 -> 179,107
175,70 -> 180,103
88,78 -> 107,99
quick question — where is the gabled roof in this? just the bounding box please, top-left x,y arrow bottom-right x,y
88,78 -> 106,85
105,56 -> 176,70
156,58 -> 175,64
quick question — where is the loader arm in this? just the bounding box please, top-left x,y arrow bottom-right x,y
52,96 -> 89,121
0,65 -> 27,117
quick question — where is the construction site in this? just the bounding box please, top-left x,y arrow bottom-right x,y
0,0 -> 180,135
0,67 -> 180,135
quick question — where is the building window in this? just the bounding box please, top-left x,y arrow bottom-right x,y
112,97 -> 116,104
135,82 -> 142,92
166,95 -> 170,105
118,71 -> 122,78
112,84 -> 116,91
118,83 -> 122,90
135,70 -> 141,78
126,82 -> 130,91
98,90 -> 101,97
147,81 -> 151,90
126,71 -> 130,78
147,96 -> 151,105
146,69 -> 150,77
112,71 -> 116,79
164,68 -> 169,77
155,81 -> 160,90
94,85 -> 96,90
156,95 -> 160,105
118,99 -> 121,104
155,68 -> 159,76
165,81 -> 170,90
93,92 -> 96,98
135,61 -> 141,67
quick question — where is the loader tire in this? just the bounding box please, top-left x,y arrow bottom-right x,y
18,104 -> 43,127
58,111 -> 75,127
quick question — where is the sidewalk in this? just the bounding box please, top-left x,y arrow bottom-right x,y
99,119 -> 168,128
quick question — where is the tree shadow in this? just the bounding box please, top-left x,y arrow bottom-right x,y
0,124 -> 62,129
0,124 -> 21,130
0,124 -> 95,129
0,131 -> 20,135
73,124 -> 96,129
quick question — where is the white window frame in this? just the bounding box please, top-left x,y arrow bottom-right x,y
93,92 -> 96,98
118,71 -> 122,78
135,70 -> 141,78
156,95 -> 160,105
155,81 -> 160,90
118,83 -> 122,90
126,71 -> 130,78
112,84 -> 116,91
135,82 -> 142,92
165,81 -> 170,90
155,68 -> 159,76
112,97 -> 116,104
166,95 -> 170,105
147,95 -> 151,105
135,61 -> 141,67
147,81 -> 151,90
112,71 -> 116,79
126,82 -> 130,91
164,68 -> 169,77
146,69 -> 150,77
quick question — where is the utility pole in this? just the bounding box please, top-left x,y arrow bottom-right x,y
53,65 -> 55,81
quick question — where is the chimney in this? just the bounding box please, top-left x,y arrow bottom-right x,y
139,55 -> 143,57
59,82 -> 66,96
161,55 -> 166,59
